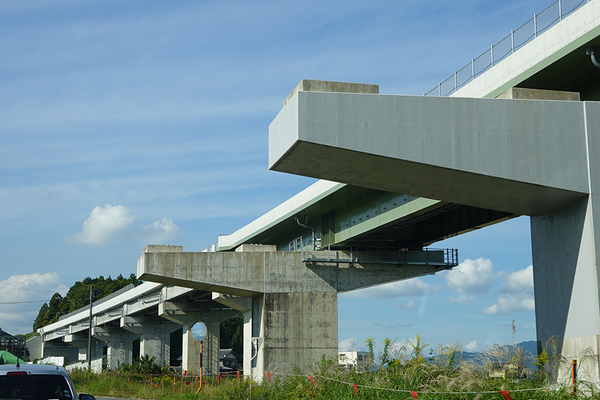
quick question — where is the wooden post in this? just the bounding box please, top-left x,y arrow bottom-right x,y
572,359 -> 577,396
196,340 -> 204,394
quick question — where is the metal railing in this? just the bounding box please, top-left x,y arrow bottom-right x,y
424,0 -> 590,97
300,243 -> 459,268
288,237 -> 304,251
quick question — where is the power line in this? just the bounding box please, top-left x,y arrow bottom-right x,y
0,287 -> 67,294
0,300 -> 51,304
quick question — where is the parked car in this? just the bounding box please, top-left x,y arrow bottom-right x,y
0,363 -> 95,400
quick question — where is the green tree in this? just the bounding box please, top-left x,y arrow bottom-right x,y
220,314 -> 243,356
33,273 -> 143,330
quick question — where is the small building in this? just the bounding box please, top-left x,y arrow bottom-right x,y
338,351 -> 370,372
0,328 -> 28,361
219,349 -> 240,373
489,361 -> 526,379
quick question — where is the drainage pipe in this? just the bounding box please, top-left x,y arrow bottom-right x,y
586,46 -> 600,69
295,216 -> 316,250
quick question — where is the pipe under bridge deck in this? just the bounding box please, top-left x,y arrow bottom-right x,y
300,247 -> 458,268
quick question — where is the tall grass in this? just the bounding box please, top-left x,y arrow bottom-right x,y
70,338 -> 593,400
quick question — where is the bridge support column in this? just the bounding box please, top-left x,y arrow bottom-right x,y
533,196 -> 600,384
64,333 -> 103,363
159,300 -> 238,374
40,337 -> 79,363
245,292 -> 337,381
138,324 -> 175,367
96,328 -> 138,369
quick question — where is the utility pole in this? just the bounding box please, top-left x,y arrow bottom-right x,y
87,287 -> 93,371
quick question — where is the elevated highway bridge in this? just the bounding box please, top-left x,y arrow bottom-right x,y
37,0 -> 600,385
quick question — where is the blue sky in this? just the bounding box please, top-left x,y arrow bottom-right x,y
0,0 -> 552,353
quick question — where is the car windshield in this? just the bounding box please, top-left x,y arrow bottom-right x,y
0,374 -> 73,400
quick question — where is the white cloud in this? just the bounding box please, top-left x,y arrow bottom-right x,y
393,300 -> 419,309
68,204 -> 135,245
0,273 -> 68,334
67,204 -> 180,246
143,218 -> 180,244
483,294 -> 535,315
464,340 -> 480,352
339,337 -> 358,351
483,266 -> 535,315
446,258 -> 494,295
0,272 -> 66,301
342,278 -> 434,299
500,265 -> 533,294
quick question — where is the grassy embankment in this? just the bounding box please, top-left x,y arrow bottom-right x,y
70,339 -> 592,400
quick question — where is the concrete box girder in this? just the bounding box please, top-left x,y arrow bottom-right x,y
138,248 -> 453,296
269,91 -> 591,216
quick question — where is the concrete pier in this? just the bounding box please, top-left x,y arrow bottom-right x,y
138,244 -> 455,379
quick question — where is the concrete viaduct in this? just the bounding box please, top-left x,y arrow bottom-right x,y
36,0 -> 600,386
266,0 -> 600,384
139,0 -> 600,384
36,179 -> 466,377
33,281 -> 240,374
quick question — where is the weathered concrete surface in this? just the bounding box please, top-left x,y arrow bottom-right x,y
269,91 -> 590,216
284,79 -> 379,106
559,335 -> 600,386
261,292 -> 337,374
139,244 -> 451,378
497,87 -> 580,101
158,300 -> 238,374
212,293 -> 251,312
138,247 -> 451,296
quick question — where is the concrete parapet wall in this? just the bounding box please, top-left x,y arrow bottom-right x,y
65,359 -> 103,374
497,87 -> 581,101
284,79 -> 379,106
235,244 -> 276,252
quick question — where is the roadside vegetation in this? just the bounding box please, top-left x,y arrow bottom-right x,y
70,336 -> 592,399
33,274 -> 143,330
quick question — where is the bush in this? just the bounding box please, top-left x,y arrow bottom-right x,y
118,354 -> 170,375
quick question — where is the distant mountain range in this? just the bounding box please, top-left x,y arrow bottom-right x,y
463,340 -> 538,358
459,341 -> 539,368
